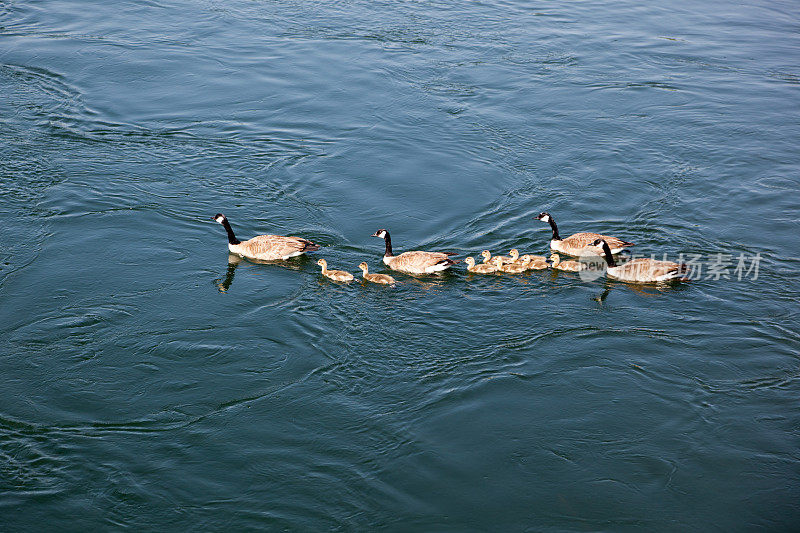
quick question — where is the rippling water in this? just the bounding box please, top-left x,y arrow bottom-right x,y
2,0 -> 799,529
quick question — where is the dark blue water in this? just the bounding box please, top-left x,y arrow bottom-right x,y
2,0 -> 799,530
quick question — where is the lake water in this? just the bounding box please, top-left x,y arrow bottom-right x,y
2,0 -> 799,530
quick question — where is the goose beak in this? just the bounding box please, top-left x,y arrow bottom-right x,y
371,232 -> 380,237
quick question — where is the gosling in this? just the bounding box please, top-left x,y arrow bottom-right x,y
316,258 -> 354,282
521,254 -> 549,270
549,253 -> 584,272
358,262 -> 396,285
495,255 -> 530,274
482,249 -> 517,265
465,256 -> 498,274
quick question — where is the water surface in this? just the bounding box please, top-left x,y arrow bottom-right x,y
1,0 -> 799,530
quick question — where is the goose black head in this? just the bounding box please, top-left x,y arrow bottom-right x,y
213,213 -> 226,224
590,238 -> 610,255
535,212 -> 551,222
372,229 -> 388,239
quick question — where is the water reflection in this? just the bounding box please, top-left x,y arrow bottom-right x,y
215,254 -> 242,293
593,287 -> 611,303
215,254 -> 312,292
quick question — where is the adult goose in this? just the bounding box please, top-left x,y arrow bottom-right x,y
589,239 -> 689,283
316,259 -> 354,282
213,213 -> 319,261
371,229 -> 457,275
535,212 -> 633,256
358,262 -> 396,285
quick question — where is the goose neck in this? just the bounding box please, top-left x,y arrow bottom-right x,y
221,219 -> 241,245
383,233 -> 393,257
548,217 -> 562,241
601,242 -> 617,267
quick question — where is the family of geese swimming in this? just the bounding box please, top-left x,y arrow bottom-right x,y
213,212 -> 690,284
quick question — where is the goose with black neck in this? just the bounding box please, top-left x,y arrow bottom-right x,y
213,213 -> 320,261
590,238 -> 689,283
371,229 -> 457,275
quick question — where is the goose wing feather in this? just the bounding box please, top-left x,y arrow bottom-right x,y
389,251 -> 455,273
239,235 -> 320,260
611,258 -> 688,282
563,232 -> 633,250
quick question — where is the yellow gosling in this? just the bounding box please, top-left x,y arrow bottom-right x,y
316,258 -> 354,282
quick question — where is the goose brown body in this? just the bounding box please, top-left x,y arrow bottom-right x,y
372,229 -> 457,275
214,213 -> 319,261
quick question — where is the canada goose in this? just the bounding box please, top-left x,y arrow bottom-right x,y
371,229 -> 457,274
535,212 -> 633,256
495,255 -> 530,274
358,262 -> 396,285
213,213 -> 320,261
549,253 -> 584,272
316,258 -> 354,282
465,256 -> 498,274
521,254 -> 549,270
589,239 -> 689,283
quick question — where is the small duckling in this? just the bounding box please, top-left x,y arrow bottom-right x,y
316,258 -> 354,282
521,254 -> 549,270
480,250 -> 493,264
465,256 -> 498,274
358,262 -> 396,285
550,253 -> 584,272
495,256 -> 530,274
